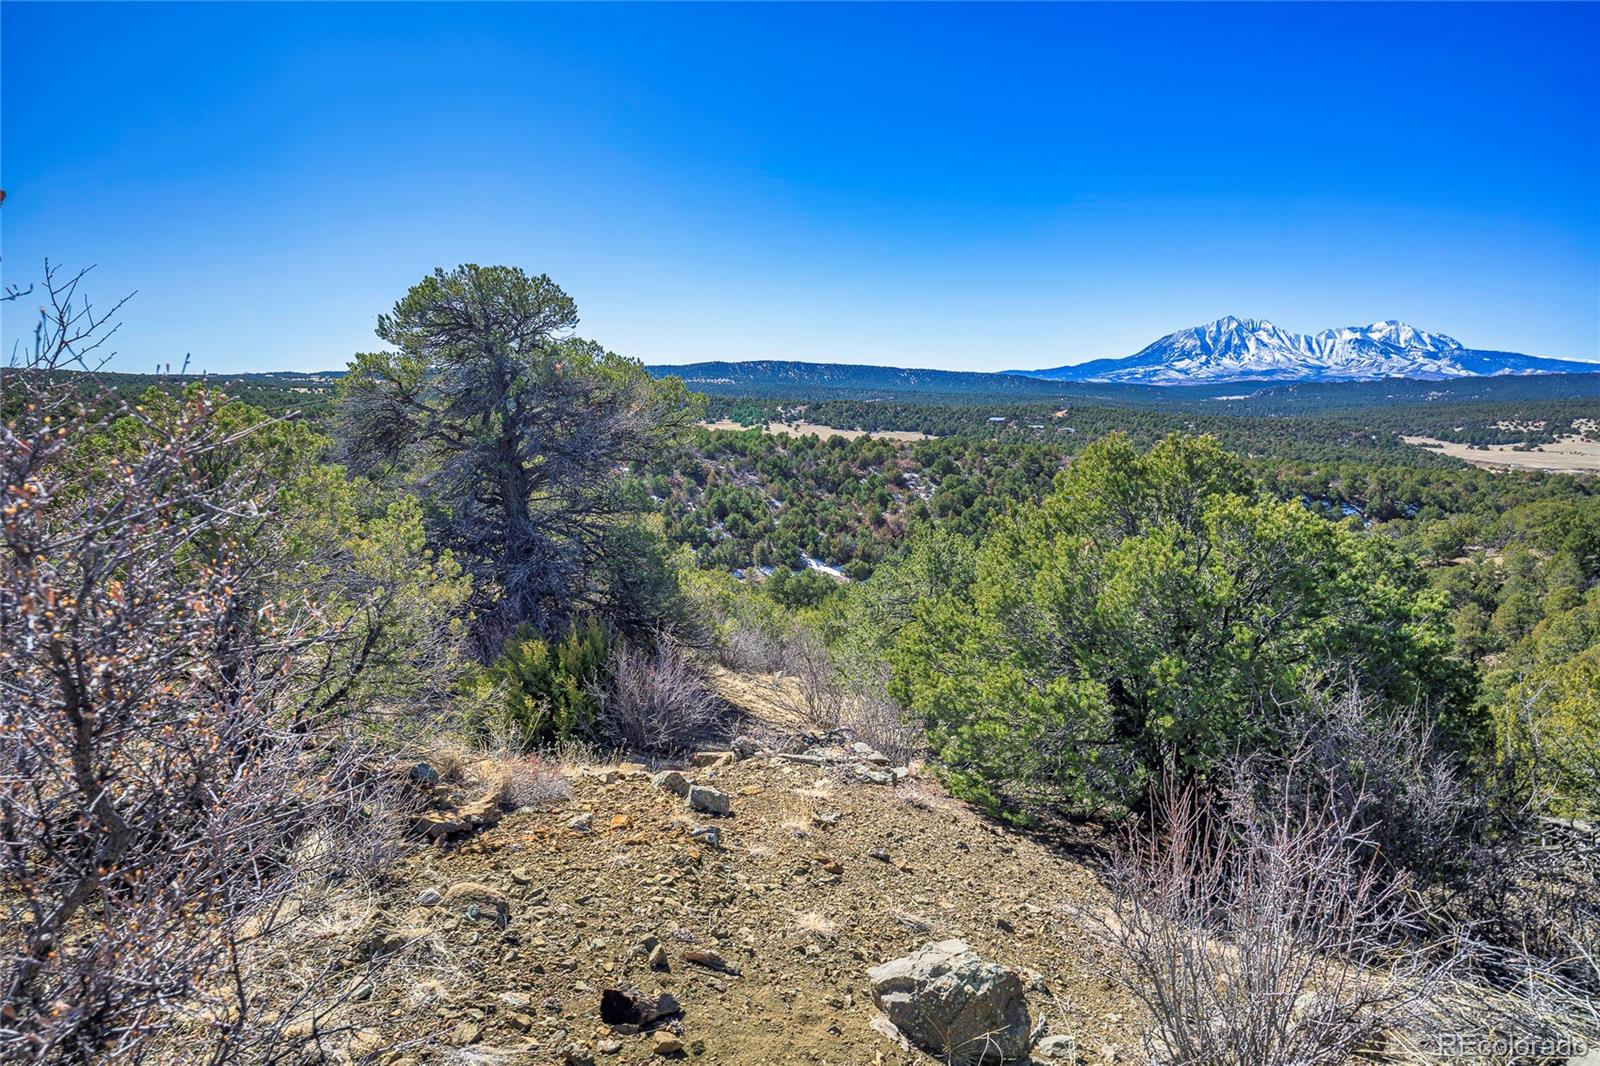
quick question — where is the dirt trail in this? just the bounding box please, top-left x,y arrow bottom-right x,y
299,710 -> 1145,1065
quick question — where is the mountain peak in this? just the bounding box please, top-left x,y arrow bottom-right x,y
1023,317 -> 1594,385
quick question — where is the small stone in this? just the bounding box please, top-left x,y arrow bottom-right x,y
442,882 -> 509,924
652,770 -> 691,797
597,1039 -> 623,1055
851,742 -> 889,765
683,949 -> 740,975
1035,1034 -> 1075,1061
347,1029 -> 385,1058
688,825 -> 721,848
687,785 -> 730,816
729,736 -> 761,759
811,810 -> 840,827
416,887 -> 442,907
647,944 -> 669,970
869,849 -> 890,862
568,812 -> 594,832
652,1031 -> 683,1055
690,750 -> 735,768
407,762 -> 441,787
506,1012 -> 534,1032
510,866 -> 533,885
609,814 -> 633,829
449,1020 -> 482,1046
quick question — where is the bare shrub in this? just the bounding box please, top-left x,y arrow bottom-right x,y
787,626 -> 842,728
718,614 -> 789,673
838,663 -> 925,766
502,753 -> 572,809
1092,771 -> 1439,1066
600,635 -> 724,755
1280,685 -> 1471,887
0,267 -> 416,1063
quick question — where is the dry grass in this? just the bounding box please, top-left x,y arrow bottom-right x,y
1403,434 -> 1600,474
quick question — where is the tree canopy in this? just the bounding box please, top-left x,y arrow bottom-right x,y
887,433 -> 1478,816
336,264 -> 698,654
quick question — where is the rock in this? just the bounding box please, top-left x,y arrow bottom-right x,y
851,741 -> 890,765
729,736 -> 761,759
442,882 -> 510,925
652,1031 -> 683,1055
690,750 -> 735,768
1035,1034 -> 1075,1061
510,866 -> 533,885
652,771 -> 691,798
811,810 -> 840,827
449,1020 -> 482,1046
567,812 -> 594,832
346,1028 -> 385,1059
686,785 -> 730,816
647,944 -> 670,971
506,1012 -> 534,1032
688,825 -> 721,848
597,1039 -> 623,1055
456,795 -> 503,829
415,887 -> 443,907
867,939 -> 1030,1065
683,949 -> 740,975
848,764 -> 896,786
411,810 -> 469,840
408,762 -> 441,787
599,988 -> 681,1027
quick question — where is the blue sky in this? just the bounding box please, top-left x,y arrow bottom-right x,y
3,2 -> 1597,374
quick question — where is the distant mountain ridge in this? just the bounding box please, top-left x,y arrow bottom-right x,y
642,359 -> 1077,399
1016,316 -> 1599,385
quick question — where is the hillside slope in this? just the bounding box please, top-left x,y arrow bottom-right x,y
262,679 -> 1144,1065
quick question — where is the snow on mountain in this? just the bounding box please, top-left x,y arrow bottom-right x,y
1020,317 -> 1599,385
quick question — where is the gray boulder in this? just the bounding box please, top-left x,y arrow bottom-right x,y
867,939 -> 1030,1064
687,784 -> 730,816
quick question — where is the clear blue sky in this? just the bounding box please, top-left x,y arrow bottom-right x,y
3,2 -> 1597,374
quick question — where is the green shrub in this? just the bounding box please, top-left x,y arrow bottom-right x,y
471,618 -> 611,746
888,433 -> 1478,819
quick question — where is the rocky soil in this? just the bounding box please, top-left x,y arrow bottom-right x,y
281,697 -> 1145,1065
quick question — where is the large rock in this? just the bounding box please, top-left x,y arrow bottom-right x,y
867,939 -> 1030,1065
686,785 -> 730,816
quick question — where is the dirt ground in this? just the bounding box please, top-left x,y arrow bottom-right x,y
289,731 -> 1145,1065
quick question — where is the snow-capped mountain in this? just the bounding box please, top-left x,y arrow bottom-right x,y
1019,317 -> 1600,385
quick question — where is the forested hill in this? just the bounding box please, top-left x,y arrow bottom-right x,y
643,359 -> 1080,400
